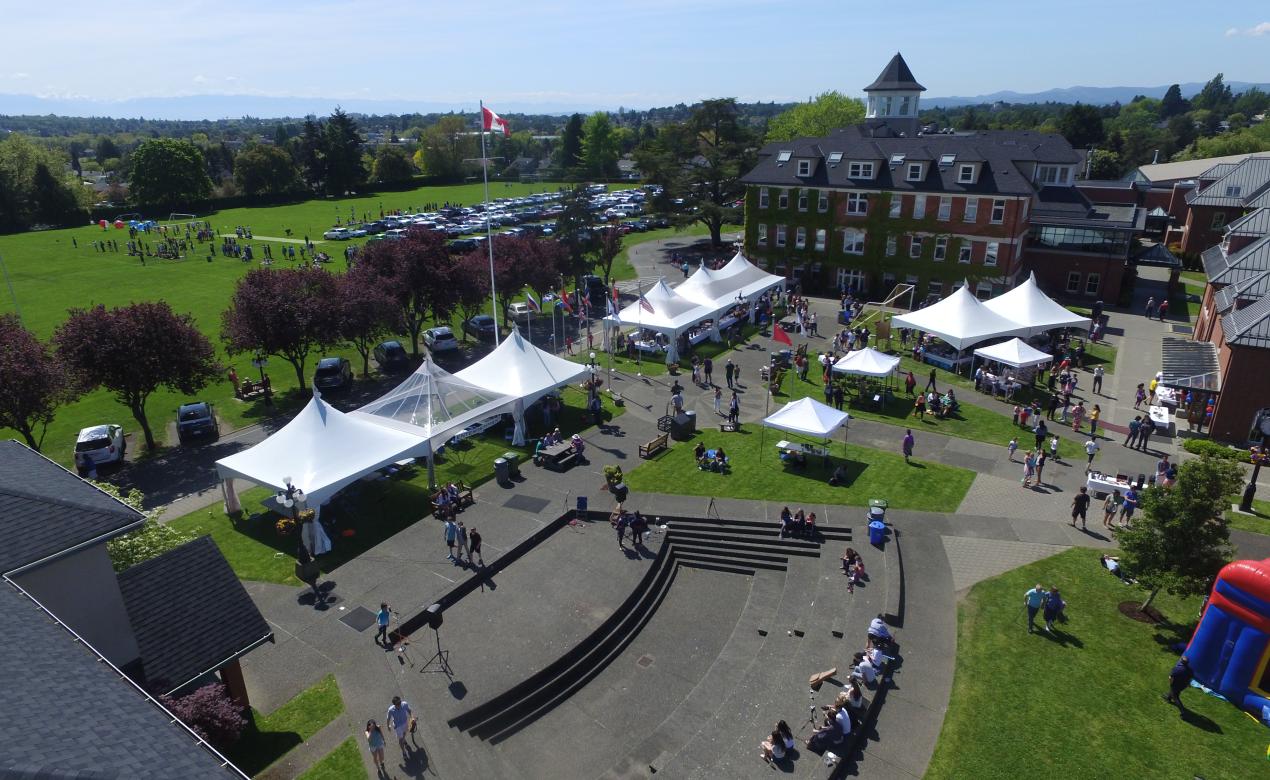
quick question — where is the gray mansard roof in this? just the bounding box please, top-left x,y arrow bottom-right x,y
864,53 -> 926,92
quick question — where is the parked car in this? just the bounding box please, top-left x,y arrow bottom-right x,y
323,228 -> 351,240
462,315 -> 497,341
373,340 -> 411,371
423,327 -> 459,352
176,402 -> 218,444
507,302 -> 535,323
74,424 -> 125,474
313,356 -> 353,392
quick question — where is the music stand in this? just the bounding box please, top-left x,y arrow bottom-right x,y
419,627 -> 452,677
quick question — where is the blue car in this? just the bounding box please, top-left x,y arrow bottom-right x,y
176,402 -> 218,444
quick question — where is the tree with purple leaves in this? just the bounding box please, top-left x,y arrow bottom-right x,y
354,227 -> 457,357
336,266 -> 402,377
162,683 -> 247,749
54,302 -> 220,451
486,234 -> 566,323
221,266 -> 340,390
0,314 -> 79,451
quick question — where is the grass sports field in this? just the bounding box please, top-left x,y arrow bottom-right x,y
0,180 -> 676,466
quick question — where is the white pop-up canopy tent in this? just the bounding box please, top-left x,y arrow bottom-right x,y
351,357 -> 511,451
890,283 -> 1030,350
982,272 -> 1089,336
972,337 -> 1054,369
762,397 -> 851,438
457,327 -> 588,445
215,390 -> 431,515
831,347 -> 902,377
604,278 -> 713,365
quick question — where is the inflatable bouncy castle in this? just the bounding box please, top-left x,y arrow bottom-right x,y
1185,558 -> 1270,725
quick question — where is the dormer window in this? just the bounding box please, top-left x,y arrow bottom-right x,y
958,164 -> 977,184
890,153 -> 906,167
847,161 -> 875,179
1035,165 -> 1071,185
777,150 -> 792,164
907,162 -> 924,182
1225,185 -> 1242,197
797,159 -> 811,177
939,154 -> 957,168
828,152 -> 843,166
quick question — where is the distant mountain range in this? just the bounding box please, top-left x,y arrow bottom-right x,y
2,80 -> 1269,120
925,81 -> 1270,108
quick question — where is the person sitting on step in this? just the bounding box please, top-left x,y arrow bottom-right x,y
792,508 -> 807,535
779,506 -> 794,536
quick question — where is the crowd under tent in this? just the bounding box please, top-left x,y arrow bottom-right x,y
456,327 -> 588,445
830,347 -> 902,377
980,272 -> 1089,337
604,278 -> 715,365
971,337 -> 1055,369
890,283 -> 1031,351
215,390 -> 432,518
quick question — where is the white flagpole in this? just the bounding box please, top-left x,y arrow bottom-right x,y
480,100 -> 500,342
636,280 -> 643,377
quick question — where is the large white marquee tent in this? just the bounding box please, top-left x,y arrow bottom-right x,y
890,284 -> 1031,350
604,278 -> 712,365
982,272 -> 1090,336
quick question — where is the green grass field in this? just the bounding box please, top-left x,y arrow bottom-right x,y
226,674 -> 344,776
926,548 -> 1267,780
623,425 -> 975,512
296,737 -> 363,780
0,180 -> 642,466
1225,497 -> 1270,535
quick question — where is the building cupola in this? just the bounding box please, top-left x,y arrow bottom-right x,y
863,52 -> 925,137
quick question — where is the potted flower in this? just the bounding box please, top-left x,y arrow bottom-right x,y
275,516 -> 297,536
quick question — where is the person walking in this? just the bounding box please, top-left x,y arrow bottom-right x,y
1145,296 -> 1157,319
1007,437 -> 1019,462
1103,490 -> 1122,529
1125,416 -> 1141,448
1021,450 -> 1035,487
1050,434 -> 1061,463
386,696 -> 414,755
444,518 -> 458,562
1071,486 -> 1091,530
1043,586 -> 1065,632
713,386 -> 723,416
1033,420 -> 1048,450
455,521 -> 469,566
925,367 -> 938,393
1034,449 -> 1048,486
1024,583 -> 1047,634
1134,383 -> 1147,409
468,527 -> 484,566
1092,365 -> 1104,395
1163,656 -> 1194,712
376,603 -> 391,646
1120,486 -> 1139,523
1158,299 -> 1170,321
1047,394 -> 1059,421
615,511 -> 630,547
902,429 -> 915,463
1089,404 -> 1101,436
904,371 -> 916,396
725,359 -> 735,389
1138,418 -> 1155,451
703,357 -> 713,386
365,720 -> 387,774
1083,437 -> 1099,473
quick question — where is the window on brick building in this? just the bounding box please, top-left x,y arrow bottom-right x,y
964,197 -> 978,222
757,224 -> 767,246
913,196 -> 926,219
1085,273 -> 1101,295
985,241 -> 999,267
890,194 -> 902,218
938,196 -> 951,221
886,235 -> 897,256
843,229 -> 865,255
958,243 -> 973,263
759,188 -> 769,208
815,229 -> 826,251
778,189 -> 789,209
933,237 -> 948,261
818,191 -> 829,212
1066,271 -> 1081,293
776,225 -> 786,247
1211,212 -> 1226,229
795,226 -> 806,249
847,192 -> 869,215
910,235 -> 923,258
990,199 -> 1006,224
798,190 -> 808,212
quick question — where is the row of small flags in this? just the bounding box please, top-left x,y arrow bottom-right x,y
524,285 -> 656,318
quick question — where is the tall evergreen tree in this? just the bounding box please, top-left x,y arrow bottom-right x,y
322,107 -> 366,195
299,117 -> 325,191
560,113 -> 584,172
581,112 -> 620,179
1159,84 -> 1188,118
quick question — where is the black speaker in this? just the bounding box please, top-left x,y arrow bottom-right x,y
425,603 -> 443,629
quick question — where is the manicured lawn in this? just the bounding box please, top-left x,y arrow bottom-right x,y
0,180 -> 629,466
1180,270 -> 1207,287
623,425 -> 975,512
227,674 -> 344,776
1225,498 -> 1270,535
166,387 -> 621,583
297,737 -> 364,780
926,548 -> 1267,780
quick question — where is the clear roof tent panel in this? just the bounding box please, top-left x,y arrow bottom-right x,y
356,358 -> 509,433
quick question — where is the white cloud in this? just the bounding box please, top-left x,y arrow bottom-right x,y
1227,21 -> 1270,37
192,74 -> 208,83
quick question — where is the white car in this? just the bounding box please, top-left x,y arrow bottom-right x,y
323,228 -> 351,240
507,302 -> 535,322
423,326 -> 459,352
74,424 -> 126,474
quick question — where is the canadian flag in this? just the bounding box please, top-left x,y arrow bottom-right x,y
482,105 -> 510,137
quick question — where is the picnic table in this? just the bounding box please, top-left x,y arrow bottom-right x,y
776,439 -> 830,466
539,441 -> 577,471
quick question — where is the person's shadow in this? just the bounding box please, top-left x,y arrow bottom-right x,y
1178,708 -> 1221,733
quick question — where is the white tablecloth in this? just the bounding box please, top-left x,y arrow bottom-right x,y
1147,405 -> 1176,438
1155,386 -> 1177,408
1086,473 -> 1133,497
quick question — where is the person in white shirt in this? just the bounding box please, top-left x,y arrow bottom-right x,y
386,696 -> 413,754
867,615 -> 892,646
851,652 -> 878,686
1084,437 -> 1100,473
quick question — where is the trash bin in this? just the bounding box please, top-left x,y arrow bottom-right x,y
576,496 -> 588,514
502,452 -> 520,479
670,413 -> 691,441
494,457 -> 509,485
868,519 -> 886,547
683,410 -> 697,433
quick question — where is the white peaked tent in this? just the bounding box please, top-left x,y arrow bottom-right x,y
674,263 -> 738,312
762,397 -> 851,438
351,357 -> 511,451
982,272 -> 1089,336
890,283 -> 1030,350
457,327 -> 588,445
605,278 -> 710,365
831,347 -> 902,377
973,337 -> 1054,369
215,390 -> 431,514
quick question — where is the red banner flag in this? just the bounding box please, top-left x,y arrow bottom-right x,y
772,322 -> 793,346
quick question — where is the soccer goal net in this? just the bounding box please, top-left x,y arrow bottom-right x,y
167,212 -> 198,223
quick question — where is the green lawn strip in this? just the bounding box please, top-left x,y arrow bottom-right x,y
779,363 -> 1033,452
925,548 -> 1266,780
0,180 -> 632,466
623,425 -> 974,512
1224,498 -> 1270,535
165,388 -> 619,584
226,674 -> 344,777
1180,270 -> 1207,287
296,737 -> 364,780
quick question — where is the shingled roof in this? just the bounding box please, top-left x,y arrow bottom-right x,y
119,536 -> 273,695
0,440 -> 144,574
0,584 -> 238,778
864,52 -> 926,92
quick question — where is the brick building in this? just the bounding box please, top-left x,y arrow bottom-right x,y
740,53 -> 1142,304
1178,155 -> 1270,255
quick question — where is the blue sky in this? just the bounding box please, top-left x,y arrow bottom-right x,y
1,0 -> 1267,109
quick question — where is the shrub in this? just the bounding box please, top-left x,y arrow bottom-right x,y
162,683 -> 247,749
1182,438 -> 1250,463
107,520 -> 195,572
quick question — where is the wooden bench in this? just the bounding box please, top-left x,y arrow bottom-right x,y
546,451 -> 578,472
638,433 -> 669,459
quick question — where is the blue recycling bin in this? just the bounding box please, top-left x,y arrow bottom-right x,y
576,496 -> 588,514
868,519 -> 886,547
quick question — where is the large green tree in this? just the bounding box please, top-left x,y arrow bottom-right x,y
127,138 -> 212,208
581,112 -> 620,179
1112,455 -> 1242,610
1192,73 -> 1234,114
416,115 -> 473,181
233,143 -> 300,196
765,91 -> 865,141
322,107 -> 366,195
560,113 -> 584,173
1159,84 -> 1188,118
1058,103 -> 1105,149
554,184 -> 599,282
634,98 -> 755,246
371,145 -> 415,184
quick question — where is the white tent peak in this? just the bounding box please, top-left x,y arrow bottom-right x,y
762,397 -> 851,438
456,327 -> 587,401
831,347 -> 901,377
890,285 -> 1029,350
352,356 -> 510,446
972,337 -> 1054,369
981,272 -> 1088,337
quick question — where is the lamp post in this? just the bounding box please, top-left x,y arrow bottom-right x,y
1239,415 -> 1270,512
